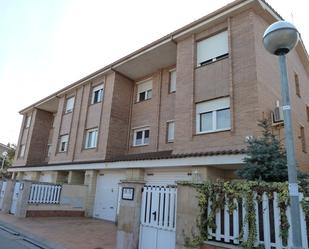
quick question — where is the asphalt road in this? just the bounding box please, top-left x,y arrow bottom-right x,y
0,228 -> 43,249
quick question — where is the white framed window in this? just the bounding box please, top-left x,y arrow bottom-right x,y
85,128 -> 98,149
196,97 -> 231,134
91,84 -> 104,104
25,115 -> 31,128
169,69 -> 176,93
167,121 -> 175,142
59,134 -> 69,152
197,30 -> 228,66
65,96 -> 75,113
19,144 -> 25,158
133,128 -> 150,146
137,79 -> 152,102
47,144 -> 52,157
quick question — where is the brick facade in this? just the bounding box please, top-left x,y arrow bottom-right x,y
12,0 -> 309,172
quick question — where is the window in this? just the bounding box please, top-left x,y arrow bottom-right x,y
306,106 -> 309,122
197,30 -> 228,66
295,73 -> 300,97
85,128 -> 98,149
47,144 -> 52,157
59,135 -> 69,152
25,115 -> 31,128
167,121 -> 175,142
169,69 -> 176,93
196,97 -> 231,133
65,96 -> 75,113
19,144 -> 25,158
300,126 -> 306,153
91,84 -> 104,104
137,79 -> 152,102
133,128 -> 150,146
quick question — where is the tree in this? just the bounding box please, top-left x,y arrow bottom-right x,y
0,143 -> 16,179
236,119 -> 288,182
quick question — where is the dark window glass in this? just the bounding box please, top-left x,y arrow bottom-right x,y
136,131 -> 143,139
144,130 -> 149,138
139,92 -> 146,101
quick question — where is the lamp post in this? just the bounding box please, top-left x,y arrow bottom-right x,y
1,151 -> 8,172
263,21 -> 302,248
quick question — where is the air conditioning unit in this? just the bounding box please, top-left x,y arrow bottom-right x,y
272,100 -> 284,125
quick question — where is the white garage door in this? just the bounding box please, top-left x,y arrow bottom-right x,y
93,170 -> 126,222
23,172 -> 33,181
39,172 -> 53,183
145,168 -> 192,186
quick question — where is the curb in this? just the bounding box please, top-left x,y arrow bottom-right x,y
0,219 -> 66,249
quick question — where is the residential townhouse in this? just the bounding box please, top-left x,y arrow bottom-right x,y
9,0 -> 309,222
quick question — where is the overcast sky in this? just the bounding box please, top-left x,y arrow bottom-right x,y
0,0 -> 308,145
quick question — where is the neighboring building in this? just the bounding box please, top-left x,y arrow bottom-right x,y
0,143 -> 10,156
8,0 -> 309,222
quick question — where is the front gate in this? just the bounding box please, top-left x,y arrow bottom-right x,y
10,182 -> 21,214
139,186 -> 177,249
0,181 -> 7,209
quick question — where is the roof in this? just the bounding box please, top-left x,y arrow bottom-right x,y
104,149 -> 246,162
19,0 -> 291,114
10,149 -> 246,168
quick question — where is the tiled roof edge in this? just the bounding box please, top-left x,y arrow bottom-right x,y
10,149 -> 246,168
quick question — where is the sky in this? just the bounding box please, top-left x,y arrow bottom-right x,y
0,0 -> 308,145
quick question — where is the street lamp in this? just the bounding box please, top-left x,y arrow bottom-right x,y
263,21 -> 302,248
1,151 -> 8,172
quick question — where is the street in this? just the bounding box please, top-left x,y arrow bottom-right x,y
0,228 -> 43,249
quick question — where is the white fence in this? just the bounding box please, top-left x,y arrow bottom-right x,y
207,192 -> 309,249
28,183 -> 62,204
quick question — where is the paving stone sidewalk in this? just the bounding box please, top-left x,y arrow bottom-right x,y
0,213 -> 117,249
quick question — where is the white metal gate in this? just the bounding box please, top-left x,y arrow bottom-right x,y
139,186 -> 177,249
0,181 -> 7,210
10,182 -> 21,214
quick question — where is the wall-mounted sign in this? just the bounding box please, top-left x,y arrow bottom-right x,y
122,187 -> 134,201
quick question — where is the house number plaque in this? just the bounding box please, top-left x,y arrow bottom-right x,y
122,187 -> 134,200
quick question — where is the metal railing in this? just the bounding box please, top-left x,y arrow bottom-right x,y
28,183 -> 61,204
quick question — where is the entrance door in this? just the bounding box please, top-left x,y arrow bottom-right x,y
139,186 -> 177,249
10,182 -> 21,214
0,181 -> 7,210
93,171 -> 125,222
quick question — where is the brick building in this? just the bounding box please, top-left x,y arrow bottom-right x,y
8,0 -> 309,222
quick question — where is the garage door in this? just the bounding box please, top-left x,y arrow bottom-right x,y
145,168 -> 192,186
93,170 -> 126,222
23,172 -> 34,181
39,172 -> 53,183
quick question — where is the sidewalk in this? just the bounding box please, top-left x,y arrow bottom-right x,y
0,213 -> 117,249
